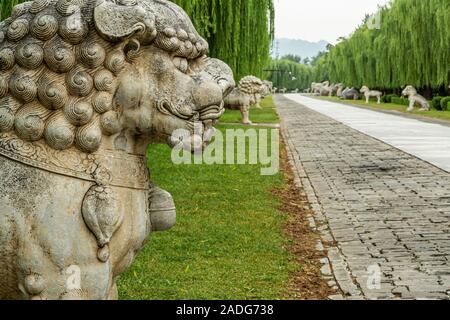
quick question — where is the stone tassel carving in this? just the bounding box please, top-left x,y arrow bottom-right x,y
82,165 -> 123,262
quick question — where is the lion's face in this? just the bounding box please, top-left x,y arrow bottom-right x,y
0,0 -> 235,154
115,46 -> 234,150
360,86 -> 369,93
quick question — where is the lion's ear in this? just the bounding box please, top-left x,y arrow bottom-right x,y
94,0 -> 156,43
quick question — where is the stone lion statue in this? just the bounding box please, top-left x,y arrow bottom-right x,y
402,85 -> 430,112
224,75 -> 265,124
0,0 -> 234,300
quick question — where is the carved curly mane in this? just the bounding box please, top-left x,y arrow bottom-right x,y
0,0 -> 208,153
239,75 -> 264,95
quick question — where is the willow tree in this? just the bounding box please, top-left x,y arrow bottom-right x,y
267,59 -> 315,90
317,0 -> 450,93
1,0 -> 22,20
172,0 -> 275,80
1,0 -> 274,80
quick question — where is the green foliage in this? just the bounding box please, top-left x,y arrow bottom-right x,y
441,97 -> 450,111
171,0 -> 275,80
1,0 -> 15,20
382,94 -> 399,103
391,97 -> 410,106
267,59 -> 314,90
432,96 -> 444,110
1,0 -> 275,81
281,54 -> 302,64
1,0 -> 22,20
315,0 -> 450,91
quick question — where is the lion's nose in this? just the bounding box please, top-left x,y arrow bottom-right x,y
193,80 -> 223,109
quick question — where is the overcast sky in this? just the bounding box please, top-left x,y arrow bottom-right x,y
275,0 -> 391,44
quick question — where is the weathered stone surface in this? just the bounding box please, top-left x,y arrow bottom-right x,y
360,86 -> 382,104
224,76 -> 267,124
402,85 -> 430,112
0,0 -> 234,300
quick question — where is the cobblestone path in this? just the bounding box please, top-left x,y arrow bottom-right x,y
275,95 -> 450,300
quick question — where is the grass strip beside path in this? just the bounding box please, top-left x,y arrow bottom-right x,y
318,96 -> 450,122
220,96 -> 280,124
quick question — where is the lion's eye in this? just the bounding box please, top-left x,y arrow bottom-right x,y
173,57 -> 189,74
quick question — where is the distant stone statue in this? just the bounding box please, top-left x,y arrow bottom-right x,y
224,88 -> 253,124
311,82 -> 320,94
224,76 -> 264,124
332,83 -> 344,97
360,86 -> 382,104
0,0 -> 234,300
262,80 -> 274,95
341,87 -> 360,100
311,81 -> 331,95
402,85 -> 430,112
320,85 -> 332,96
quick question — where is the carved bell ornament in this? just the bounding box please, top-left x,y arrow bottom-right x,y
149,186 -> 176,232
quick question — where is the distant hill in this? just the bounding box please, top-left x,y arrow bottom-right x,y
273,38 -> 329,60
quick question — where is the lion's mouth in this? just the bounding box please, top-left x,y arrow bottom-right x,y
157,100 -> 225,122
158,100 -> 225,152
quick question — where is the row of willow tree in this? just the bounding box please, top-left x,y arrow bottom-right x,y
267,59 -> 315,91
1,0 -> 275,82
269,0 -> 449,95
315,0 -> 450,94
171,0 -> 274,81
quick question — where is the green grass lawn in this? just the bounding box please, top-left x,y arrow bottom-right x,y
318,96 -> 450,122
117,106 -> 297,299
220,96 -> 280,124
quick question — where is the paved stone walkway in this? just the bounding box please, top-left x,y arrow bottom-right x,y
285,94 -> 450,173
275,95 -> 450,300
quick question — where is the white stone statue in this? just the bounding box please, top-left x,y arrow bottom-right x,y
402,85 -> 430,112
360,86 -> 383,104
224,76 -> 266,124
319,81 -> 333,96
262,80 -> 274,96
332,83 -> 344,97
311,81 -> 331,96
0,0 -> 234,300
341,87 -> 360,100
